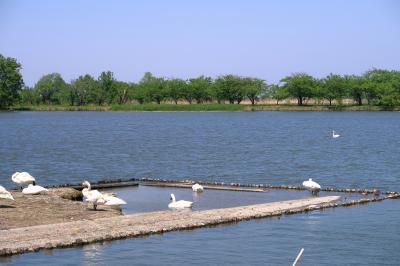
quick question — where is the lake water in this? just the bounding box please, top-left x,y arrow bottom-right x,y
0,111 -> 399,265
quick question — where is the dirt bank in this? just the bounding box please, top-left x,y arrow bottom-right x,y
0,188 -> 122,230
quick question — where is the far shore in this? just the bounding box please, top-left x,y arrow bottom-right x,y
6,103 -> 399,112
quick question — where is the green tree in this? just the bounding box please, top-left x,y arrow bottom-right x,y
345,75 -> 364,106
98,71 -> 116,104
244,78 -> 266,105
19,86 -> 40,105
188,76 -> 212,104
114,81 -> 130,104
131,83 -> 147,104
214,75 -> 246,104
320,74 -> 347,105
270,84 -> 289,104
0,54 -> 24,108
138,72 -> 167,104
34,73 -> 67,104
167,78 -> 186,104
69,74 -> 97,105
280,73 -> 316,105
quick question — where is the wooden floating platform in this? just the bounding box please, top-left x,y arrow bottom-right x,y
0,196 -> 339,256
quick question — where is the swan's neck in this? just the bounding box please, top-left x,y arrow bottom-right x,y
11,172 -> 19,182
82,188 -> 89,197
171,194 -> 176,202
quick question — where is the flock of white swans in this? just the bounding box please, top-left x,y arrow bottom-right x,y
0,171 -> 207,210
1,171 -> 323,211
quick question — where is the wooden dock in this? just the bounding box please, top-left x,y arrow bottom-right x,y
0,196 -> 339,256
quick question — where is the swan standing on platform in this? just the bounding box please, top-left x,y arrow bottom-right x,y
0,185 -> 14,200
168,193 -> 193,209
192,183 -> 204,192
82,181 -> 126,210
11,172 -> 36,190
332,130 -> 340,138
302,178 -> 321,195
22,184 -> 48,195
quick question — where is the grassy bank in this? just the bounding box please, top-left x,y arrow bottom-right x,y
9,103 -> 398,112
12,103 -> 248,112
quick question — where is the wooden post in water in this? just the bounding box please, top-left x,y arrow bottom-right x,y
292,248 -> 304,266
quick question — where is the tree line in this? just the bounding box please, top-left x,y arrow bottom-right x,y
1,53 -> 400,109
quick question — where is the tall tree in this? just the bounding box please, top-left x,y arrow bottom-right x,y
34,73 -> 67,104
138,72 -> 167,104
320,74 -> 347,105
70,74 -> 97,105
214,75 -> 246,104
270,84 -> 289,105
114,81 -> 130,104
167,78 -> 186,104
98,71 -> 116,104
244,78 -> 266,105
345,75 -> 364,106
0,54 -> 24,108
188,76 -> 212,104
280,73 -> 316,106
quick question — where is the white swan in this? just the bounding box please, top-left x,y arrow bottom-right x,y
302,178 -> 321,195
192,183 -> 204,192
22,184 -> 48,195
82,181 -> 126,210
168,193 -> 193,209
332,130 -> 340,138
0,185 -> 14,200
104,195 -> 127,206
11,172 -> 36,189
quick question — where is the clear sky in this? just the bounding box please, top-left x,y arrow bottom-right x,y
0,0 -> 399,86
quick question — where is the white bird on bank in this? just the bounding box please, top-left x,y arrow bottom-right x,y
11,172 -> 36,190
332,130 -> 340,138
82,181 -> 126,210
192,183 -> 204,192
0,185 -> 14,201
22,184 -> 48,195
302,178 -> 321,195
168,193 -> 193,209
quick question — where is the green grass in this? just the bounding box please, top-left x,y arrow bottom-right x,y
110,103 -> 247,111
10,103 -> 398,112
11,104 -> 110,111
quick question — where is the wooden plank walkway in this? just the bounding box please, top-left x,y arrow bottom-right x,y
0,196 -> 339,256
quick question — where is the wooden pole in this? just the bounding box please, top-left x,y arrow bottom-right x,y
292,248 -> 304,266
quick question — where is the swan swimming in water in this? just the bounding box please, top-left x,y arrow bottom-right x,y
0,185 -> 14,201
168,193 -> 193,209
192,183 -> 204,192
11,172 -> 36,190
332,130 -> 340,138
302,178 -> 321,195
82,181 -> 126,210
22,184 -> 48,195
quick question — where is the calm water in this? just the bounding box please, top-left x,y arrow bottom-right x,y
103,186 -> 366,215
0,111 -> 399,265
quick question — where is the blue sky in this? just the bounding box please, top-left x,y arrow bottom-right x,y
0,0 -> 399,86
